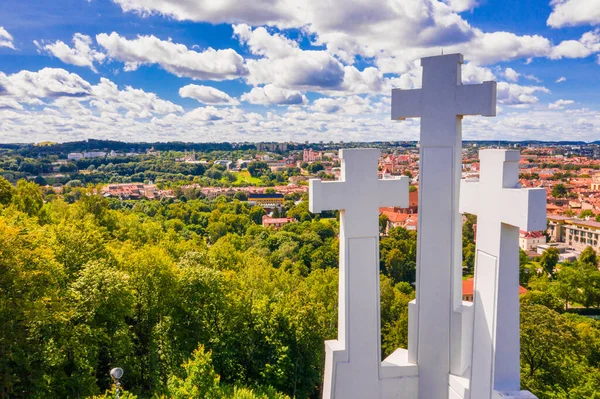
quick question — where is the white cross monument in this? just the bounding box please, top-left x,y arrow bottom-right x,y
309,148 -> 418,399
391,53 -> 496,399
459,150 -> 545,399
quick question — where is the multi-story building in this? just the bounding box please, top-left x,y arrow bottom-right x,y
303,149 -> 322,163
83,151 -> 107,158
68,152 -> 84,160
248,193 -> 285,208
591,172 -> 600,191
547,215 -> 600,252
519,230 -> 546,251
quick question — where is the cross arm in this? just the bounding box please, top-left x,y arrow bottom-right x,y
391,88 -> 422,120
378,176 -> 410,208
498,187 -> 547,231
455,81 -> 497,117
309,179 -> 348,213
459,179 -> 480,215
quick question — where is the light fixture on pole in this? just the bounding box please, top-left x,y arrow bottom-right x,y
110,368 -> 124,399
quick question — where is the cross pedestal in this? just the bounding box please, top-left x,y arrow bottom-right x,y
309,149 -> 417,399
459,150 -> 545,399
392,54 -> 497,399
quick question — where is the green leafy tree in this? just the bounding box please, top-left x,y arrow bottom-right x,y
520,304 -> 600,398
462,242 -> 476,275
539,247 -> 560,277
379,213 -> 389,234
168,345 -> 222,399
553,265 -> 582,310
306,162 -> 324,174
579,209 -> 596,219
234,191 -> 248,201
248,161 -> 269,177
0,175 -> 14,205
384,248 -> 415,284
519,248 -> 533,286
580,269 -> 600,309
551,183 -> 569,198
249,206 -> 267,225
579,246 -> 598,270
13,179 -> 43,216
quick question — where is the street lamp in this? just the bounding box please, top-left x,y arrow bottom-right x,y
110,368 -> 124,399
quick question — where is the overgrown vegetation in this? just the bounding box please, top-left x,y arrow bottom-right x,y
1,176 -> 599,398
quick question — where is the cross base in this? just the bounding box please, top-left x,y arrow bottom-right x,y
323,342 -> 419,399
449,374 -> 538,399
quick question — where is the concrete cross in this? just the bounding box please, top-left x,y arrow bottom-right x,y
460,150 -> 545,399
309,148 -> 417,399
391,53 -> 497,399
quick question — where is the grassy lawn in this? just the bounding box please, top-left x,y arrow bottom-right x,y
232,170 -> 263,185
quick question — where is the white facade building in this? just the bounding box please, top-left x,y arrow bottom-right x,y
67,152 -> 84,160
519,231 -> 546,251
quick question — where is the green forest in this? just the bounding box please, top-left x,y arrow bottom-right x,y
1,177 -> 599,398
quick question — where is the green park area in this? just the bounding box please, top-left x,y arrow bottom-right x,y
232,170 -> 263,185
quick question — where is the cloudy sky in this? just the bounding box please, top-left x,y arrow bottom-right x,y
0,0 -> 599,143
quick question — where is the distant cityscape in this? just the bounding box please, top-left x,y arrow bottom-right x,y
2,140 -> 600,259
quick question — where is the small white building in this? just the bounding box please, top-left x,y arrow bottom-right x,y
67,152 -> 84,161
83,151 -> 107,158
214,160 -> 233,169
519,230 -> 546,251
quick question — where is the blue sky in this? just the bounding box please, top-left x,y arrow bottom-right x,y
0,0 -> 599,143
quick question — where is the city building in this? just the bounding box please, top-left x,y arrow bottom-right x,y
536,243 -> 580,262
303,148 -> 322,163
519,230 -> 546,251
547,215 -> 600,252
214,159 -> 233,168
462,278 -> 527,302
248,193 -> 285,207
101,183 -> 157,200
83,151 -> 107,158
67,152 -> 84,160
262,215 -> 297,229
591,172 -> 600,191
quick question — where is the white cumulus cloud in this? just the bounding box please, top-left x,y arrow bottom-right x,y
556,76 -> 567,83
235,24 -> 385,94
0,68 -> 92,100
550,29 -> 600,59
112,0 -> 297,26
504,67 -> 520,82
241,84 -> 307,105
96,32 -> 248,80
443,0 -> 479,12
547,0 -> 600,28
179,84 -> 239,105
310,96 -> 373,115
549,99 -> 575,109
91,78 -> 183,117
496,82 -> 550,107
0,68 -> 182,119
35,33 -> 106,72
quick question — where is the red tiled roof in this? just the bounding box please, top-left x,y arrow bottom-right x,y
380,211 -> 410,223
519,230 -> 544,238
462,278 -> 527,296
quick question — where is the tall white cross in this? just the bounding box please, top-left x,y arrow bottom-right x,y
460,150 -> 545,399
309,149 -> 417,399
391,54 -> 496,399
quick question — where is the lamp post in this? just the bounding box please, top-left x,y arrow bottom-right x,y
110,368 -> 123,399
